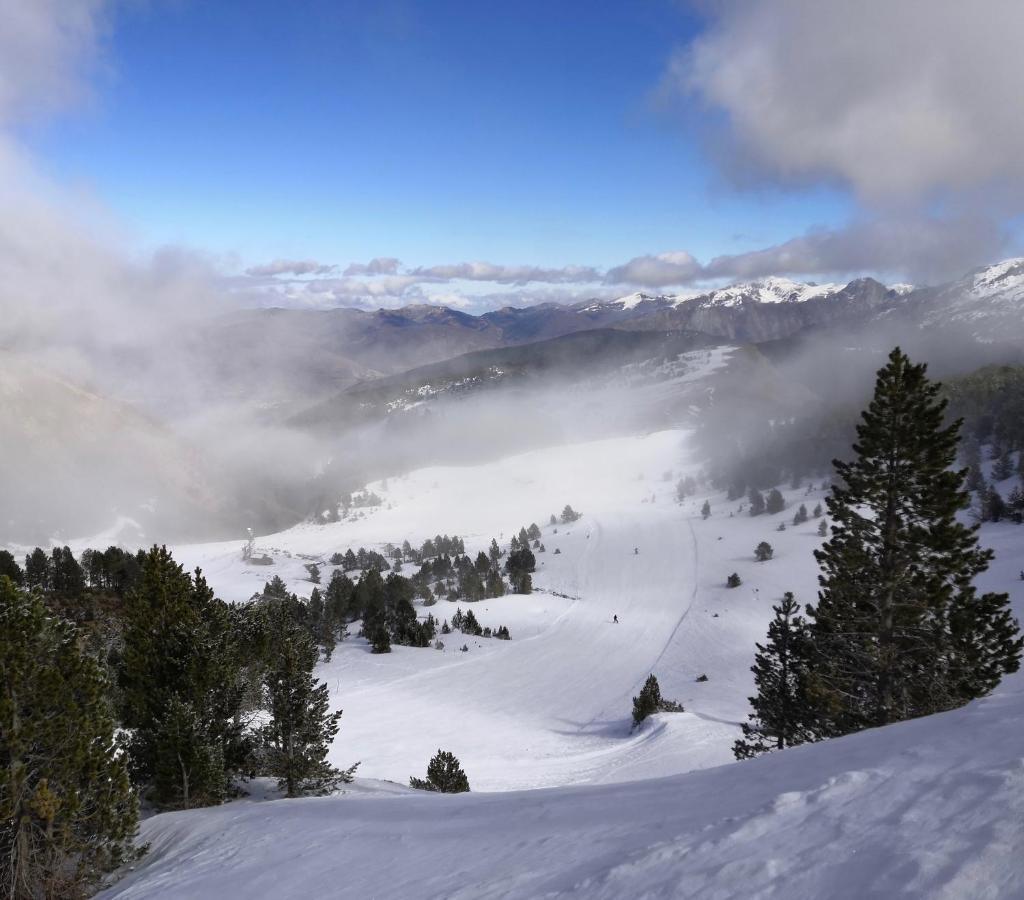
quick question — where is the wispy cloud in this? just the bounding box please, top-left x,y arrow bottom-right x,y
407,261 -> 602,285
343,257 -> 401,276
245,258 -> 338,277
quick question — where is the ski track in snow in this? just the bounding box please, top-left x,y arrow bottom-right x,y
96,425 -> 1024,899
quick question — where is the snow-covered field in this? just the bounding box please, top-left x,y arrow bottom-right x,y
99,426 -> 1024,898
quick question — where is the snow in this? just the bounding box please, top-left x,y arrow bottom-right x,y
695,276 -> 844,308
95,424 -> 1024,898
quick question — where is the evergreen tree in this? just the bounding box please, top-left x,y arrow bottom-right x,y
408,749 -> 469,793
259,612 -> 351,797
808,348 -> 1022,735
0,578 -> 138,898
24,548 -> 49,591
766,488 -> 785,515
630,674 -> 682,728
0,550 -> 22,585
992,450 -> 1014,481
817,519 -> 828,537
983,485 -> 1007,523
701,499 -> 711,519
727,572 -> 742,588
748,489 -> 766,516
793,503 -> 809,525
754,541 -> 774,561
733,593 -> 818,759
118,547 -> 243,807
812,502 -> 823,518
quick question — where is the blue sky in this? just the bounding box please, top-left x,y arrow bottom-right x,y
8,1 -> 1021,310
22,1 -> 846,273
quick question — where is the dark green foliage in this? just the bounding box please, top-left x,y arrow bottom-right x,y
982,485 -> 1007,523
118,547 -> 246,808
258,602 -> 351,797
754,541 -> 774,562
409,750 -> 469,793
0,550 -> 22,585
765,489 -> 785,515
560,505 -> 581,523
734,593 -> 818,759
306,563 -> 321,584
817,519 -> 828,537
369,623 -> 392,653
631,674 -> 683,729
812,503 -> 823,518
943,364 -> 1024,451
808,348 -> 1022,736
24,548 -> 49,591
726,572 -> 742,588
1,578 -> 138,898
793,504 -> 809,525
506,547 -> 535,594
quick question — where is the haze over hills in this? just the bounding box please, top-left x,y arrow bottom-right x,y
94,259 -> 1024,425
6,258 -> 1024,547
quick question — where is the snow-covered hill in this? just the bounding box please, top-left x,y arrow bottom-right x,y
97,415 -> 1024,898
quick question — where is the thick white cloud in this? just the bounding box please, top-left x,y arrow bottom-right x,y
604,251 -> 702,287
676,0 -> 1024,205
701,217 -> 1005,285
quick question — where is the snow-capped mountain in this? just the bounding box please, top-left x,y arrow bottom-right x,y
915,258 -> 1024,340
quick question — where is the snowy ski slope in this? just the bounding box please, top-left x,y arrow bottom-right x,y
99,425 -> 1024,898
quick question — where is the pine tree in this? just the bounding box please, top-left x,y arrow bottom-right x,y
992,450 -> 1014,481
701,499 -> 711,519
734,593 -> 818,759
793,503 -> 809,525
0,578 -> 138,898
754,541 -> 774,561
983,485 -> 1007,523
812,502 -> 823,518
0,550 -> 22,585
630,674 -> 682,728
408,749 -> 469,793
817,518 -> 828,537
727,572 -> 742,588
766,488 -> 785,515
259,606 -> 351,797
24,547 -> 49,591
748,489 -> 765,516
808,348 -> 1022,735
118,547 -> 243,806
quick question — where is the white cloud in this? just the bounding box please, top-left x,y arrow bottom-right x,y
408,261 -> 601,285
343,257 -> 401,276
604,250 -> 702,287
0,0 -> 110,124
675,0 -> 1024,206
245,258 -> 338,277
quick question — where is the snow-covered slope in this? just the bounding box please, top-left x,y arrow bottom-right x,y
99,679 -> 1024,899
97,417 -> 1024,898
921,258 -> 1024,340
